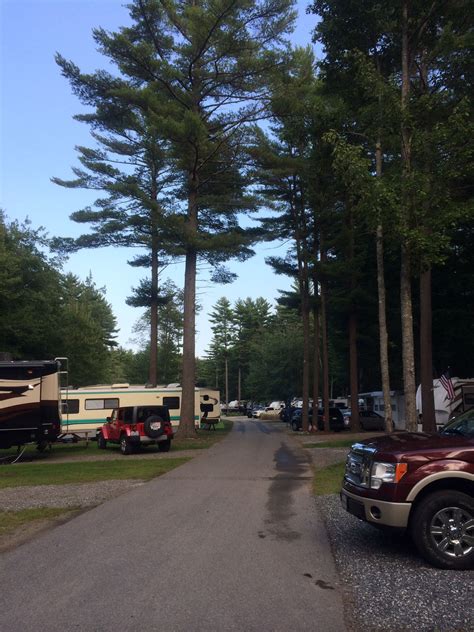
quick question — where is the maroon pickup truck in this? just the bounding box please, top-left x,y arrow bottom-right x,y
341,411 -> 474,570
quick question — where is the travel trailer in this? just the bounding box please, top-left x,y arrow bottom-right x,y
416,377 -> 474,428
0,359 -> 62,450
61,384 -> 220,438
358,391 -> 406,428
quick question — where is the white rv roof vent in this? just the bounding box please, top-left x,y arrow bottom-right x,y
111,383 -> 130,389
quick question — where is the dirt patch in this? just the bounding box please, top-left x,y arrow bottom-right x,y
0,508 -> 84,554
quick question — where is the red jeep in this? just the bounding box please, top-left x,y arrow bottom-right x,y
97,405 -> 174,455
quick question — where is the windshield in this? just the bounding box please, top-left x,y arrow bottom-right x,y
440,410 -> 474,438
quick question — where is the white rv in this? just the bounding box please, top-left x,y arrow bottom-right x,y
358,391 -> 406,428
416,377 -> 474,428
61,383 -> 220,437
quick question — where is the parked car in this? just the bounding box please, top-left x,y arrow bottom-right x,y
341,411 -> 474,570
252,405 -> 265,418
290,408 -> 313,431
97,405 -> 174,455
290,407 -> 344,432
359,410 -> 386,431
317,407 -> 345,432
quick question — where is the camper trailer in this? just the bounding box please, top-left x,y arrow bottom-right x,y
358,390 -> 406,428
416,377 -> 474,428
0,360 -> 62,450
61,384 -> 220,438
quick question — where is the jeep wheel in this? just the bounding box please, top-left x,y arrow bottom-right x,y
158,439 -> 171,453
291,421 -> 299,432
97,433 -> 107,450
144,415 -> 165,439
410,490 -> 474,570
120,435 -> 132,455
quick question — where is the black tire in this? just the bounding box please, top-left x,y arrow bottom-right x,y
158,439 -> 171,453
291,421 -> 299,432
410,490 -> 474,570
144,415 -> 165,439
120,435 -> 133,455
97,433 -> 107,450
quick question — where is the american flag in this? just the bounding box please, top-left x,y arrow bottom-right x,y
440,369 -> 455,400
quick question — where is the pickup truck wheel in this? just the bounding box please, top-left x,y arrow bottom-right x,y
158,439 -> 171,453
120,435 -> 133,455
411,490 -> 474,570
97,433 -> 107,450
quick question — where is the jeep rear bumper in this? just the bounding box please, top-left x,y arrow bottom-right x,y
341,488 -> 411,528
128,434 -> 172,445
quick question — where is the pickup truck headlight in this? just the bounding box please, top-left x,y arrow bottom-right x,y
370,462 -> 407,489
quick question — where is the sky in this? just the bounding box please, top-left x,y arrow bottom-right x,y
1,0 -> 320,357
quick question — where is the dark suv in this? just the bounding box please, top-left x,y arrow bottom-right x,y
97,405 -> 174,455
291,407 -> 345,432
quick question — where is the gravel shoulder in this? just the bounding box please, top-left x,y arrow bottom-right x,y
293,430 -> 474,631
317,495 -> 474,632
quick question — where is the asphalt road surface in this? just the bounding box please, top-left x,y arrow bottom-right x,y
0,418 -> 347,632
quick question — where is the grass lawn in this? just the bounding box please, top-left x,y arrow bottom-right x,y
0,419 -> 233,460
173,419 -> 233,450
0,507 -> 78,537
0,457 -> 190,489
305,439 -> 355,449
313,461 -> 346,496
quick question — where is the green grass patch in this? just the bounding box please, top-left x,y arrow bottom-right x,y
0,419 -> 233,460
305,439 -> 354,449
173,418 -> 233,450
0,457 -> 190,489
313,461 -> 346,496
0,507 -> 77,537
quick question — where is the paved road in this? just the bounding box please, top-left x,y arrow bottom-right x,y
0,418 -> 347,632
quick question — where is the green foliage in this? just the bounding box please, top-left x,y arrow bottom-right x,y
0,214 -> 118,385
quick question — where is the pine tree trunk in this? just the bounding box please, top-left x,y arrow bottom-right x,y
149,243 -> 159,387
401,246 -> 417,431
418,53 -> 436,433
180,178 -> 198,437
320,238 -> 330,432
237,365 -> 241,408
301,286 -> 311,432
420,267 -> 436,431
400,0 -> 418,432
348,206 -> 360,431
225,355 -> 229,409
148,184 -> 159,387
375,140 -> 394,433
312,298 -> 320,431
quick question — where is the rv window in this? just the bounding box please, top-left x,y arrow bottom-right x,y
62,399 -> 79,414
163,397 -> 180,409
464,394 -> 474,405
85,398 -> 119,410
104,398 -> 119,409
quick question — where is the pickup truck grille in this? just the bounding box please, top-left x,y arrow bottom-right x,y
345,444 -> 376,488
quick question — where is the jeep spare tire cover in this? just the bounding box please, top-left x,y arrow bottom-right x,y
144,415 -> 165,439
